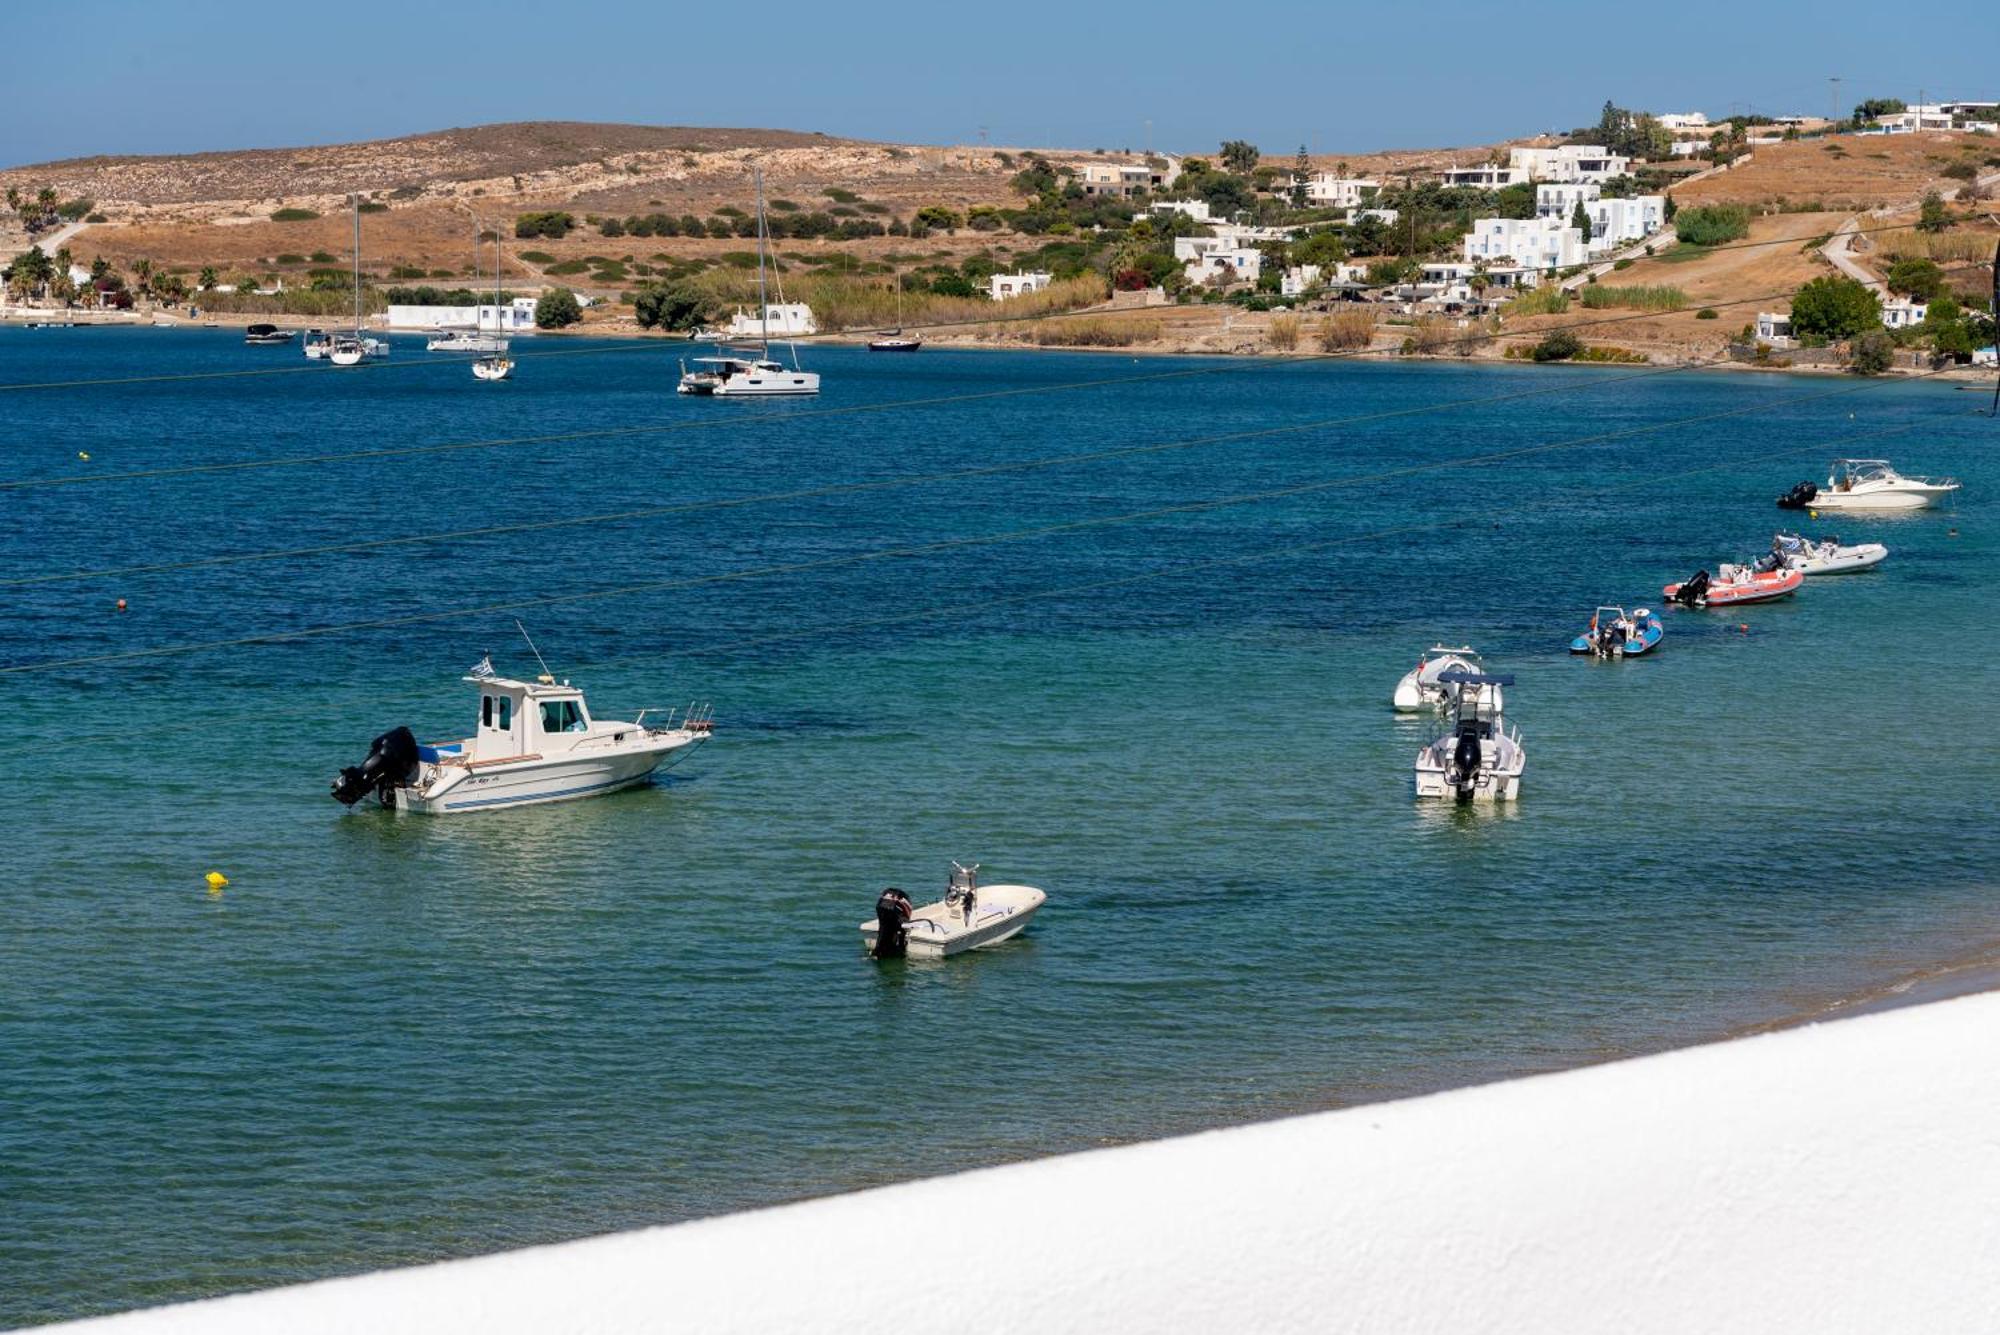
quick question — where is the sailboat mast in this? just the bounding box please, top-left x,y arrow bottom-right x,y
755,167 -> 770,349
351,193 -> 361,335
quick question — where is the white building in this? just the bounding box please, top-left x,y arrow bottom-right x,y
1461,216 -> 1589,271
1280,264 -> 1322,297
722,301 -> 816,337
387,296 -> 539,332
1881,298 -> 1929,329
1182,246 -> 1262,287
1440,163 -> 1527,189
988,272 -> 1053,301
1657,112 -> 1710,130
1536,182 -> 1600,219
1132,199 -> 1212,226
1508,144 -> 1633,182
1585,196 -> 1667,250
1076,155 -> 1183,198
1354,207 -> 1399,226
1874,104 -> 1956,133
1291,174 -> 1381,207
1756,311 -> 1794,346
1415,261 -> 1540,304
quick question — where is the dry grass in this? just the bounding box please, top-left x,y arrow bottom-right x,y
1402,317 -> 1454,354
1019,315 -> 1154,347
1316,309 -> 1375,351
1874,230 -> 1997,264
1266,313 -> 1301,350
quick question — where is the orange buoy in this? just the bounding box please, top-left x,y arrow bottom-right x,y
1738,623 -> 1749,633
115,598 -> 127,612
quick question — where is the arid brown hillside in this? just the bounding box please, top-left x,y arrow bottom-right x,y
1,122 -> 855,206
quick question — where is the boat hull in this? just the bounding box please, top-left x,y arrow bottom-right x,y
859,885 -> 1046,958
1663,569 -> 1802,606
1808,487 -> 1955,512
391,741 -> 695,814
1793,545 -> 1887,574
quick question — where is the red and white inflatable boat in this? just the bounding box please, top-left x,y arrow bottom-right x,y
1662,563 -> 1802,608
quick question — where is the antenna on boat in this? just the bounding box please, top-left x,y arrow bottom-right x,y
516,619 -> 556,682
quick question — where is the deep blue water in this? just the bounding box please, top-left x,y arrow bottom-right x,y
3,328 -> 1996,1325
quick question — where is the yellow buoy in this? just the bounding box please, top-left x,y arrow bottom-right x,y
204,871 -> 229,891
77,451 -> 90,460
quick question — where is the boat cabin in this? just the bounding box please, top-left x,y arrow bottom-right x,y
447,673 -> 627,764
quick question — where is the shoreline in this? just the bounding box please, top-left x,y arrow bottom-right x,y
3,307 -> 1984,385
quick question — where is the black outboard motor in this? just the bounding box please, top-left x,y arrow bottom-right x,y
1669,569 -> 1711,608
872,888 -> 912,960
1450,727 -> 1482,792
331,726 -> 420,806
1776,480 -> 1818,510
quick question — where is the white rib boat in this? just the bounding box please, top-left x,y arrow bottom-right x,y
1768,532 -> 1888,575
331,651 -> 711,815
859,863 -> 1045,959
1393,644 -> 1492,712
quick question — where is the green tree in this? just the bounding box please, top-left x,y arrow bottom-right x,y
1532,328 -> 1582,361
1199,174 -> 1253,216
1291,144 -> 1310,208
1852,98 -> 1906,123
534,287 -> 582,329
132,257 -> 153,297
1849,329 -> 1894,373
198,266 -> 218,291
1790,275 -> 1882,339
914,205 -> 961,232
1916,191 -> 1952,234
1219,140 -> 1260,175
1570,200 -> 1594,239
4,244 -> 53,293
1886,256 -> 1946,301
633,279 -> 712,331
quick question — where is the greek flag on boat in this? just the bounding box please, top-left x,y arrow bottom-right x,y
469,654 -> 495,680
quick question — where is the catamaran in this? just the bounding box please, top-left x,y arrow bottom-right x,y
679,167 -> 820,396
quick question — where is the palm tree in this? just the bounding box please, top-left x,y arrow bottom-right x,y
133,257 -> 154,299
198,266 -> 218,291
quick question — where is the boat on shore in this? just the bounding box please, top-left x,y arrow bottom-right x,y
1766,532 -> 1888,575
1414,670 -> 1523,802
1777,459 -> 1959,512
859,863 -> 1044,959
1664,564 -> 1803,607
330,655 -> 711,815
1392,644 -> 1488,712
1569,606 -> 1662,658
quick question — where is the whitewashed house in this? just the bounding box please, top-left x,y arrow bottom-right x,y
1881,298 -> 1929,329
1508,145 -> 1632,183
1354,207 -> 1399,226
388,295 -> 539,332
989,272 -> 1053,300
1657,112 -> 1710,131
1416,261 -> 1539,304
1077,155 -> 1183,198
720,301 -> 815,338
1756,311 -> 1795,347
1132,199 -> 1213,225
1536,182 -> 1600,219
1293,174 -> 1381,207
1585,196 -> 1667,250
1182,246 -> 1262,287
1440,163 -> 1527,188
1280,265 -> 1322,297
1461,216 -> 1589,271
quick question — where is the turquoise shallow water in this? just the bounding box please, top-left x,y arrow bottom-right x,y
3,330 -> 1996,1325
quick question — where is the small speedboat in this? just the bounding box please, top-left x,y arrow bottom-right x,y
302,328 -> 332,359
859,863 -> 1045,959
1569,606 -> 1662,658
1414,670 -> 1522,802
472,354 -> 514,381
1777,458 -> 1959,512
330,653 -> 711,814
1393,644 -> 1490,712
1767,532 -> 1887,576
244,323 -> 296,345
1663,563 -> 1803,608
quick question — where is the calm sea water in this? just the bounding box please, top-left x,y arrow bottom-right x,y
3,329 -> 1995,1325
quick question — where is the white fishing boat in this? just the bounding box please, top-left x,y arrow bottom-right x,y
330,638 -> 711,815
1767,532 -> 1888,575
1414,670 -> 1524,802
679,167 -> 819,397
302,328 -> 332,359
428,329 -> 509,353
859,863 -> 1045,959
1392,644 -> 1491,712
1777,459 -> 1959,512
328,193 -> 388,367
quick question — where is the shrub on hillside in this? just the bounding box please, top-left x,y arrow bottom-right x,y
1267,313 -> 1301,350
535,288 -> 582,329
1849,329 -> 1895,374
270,207 -> 319,222
514,211 -> 575,239
1316,309 -> 1375,351
1531,328 -> 1583,361
1673,205 -> 1751,246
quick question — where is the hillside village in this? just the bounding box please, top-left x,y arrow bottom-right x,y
3,97 -> 1996,373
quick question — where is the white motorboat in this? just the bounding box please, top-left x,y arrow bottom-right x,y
678,166 -> 819,397
1777,459 -> 1959,512
1414,670 -> 1524,802
330,650 -> 712,815
302,328 -> 332,359
1767,532 -> 1888,575
1392,644 -> 1491,712
859,863 -> 1045,959
472,353 -> 514,381
428,329 -> 510,353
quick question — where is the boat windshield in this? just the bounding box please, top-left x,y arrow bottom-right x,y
541,699 -> 587,733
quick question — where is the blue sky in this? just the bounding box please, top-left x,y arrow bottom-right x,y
7,0 -> 1995,167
